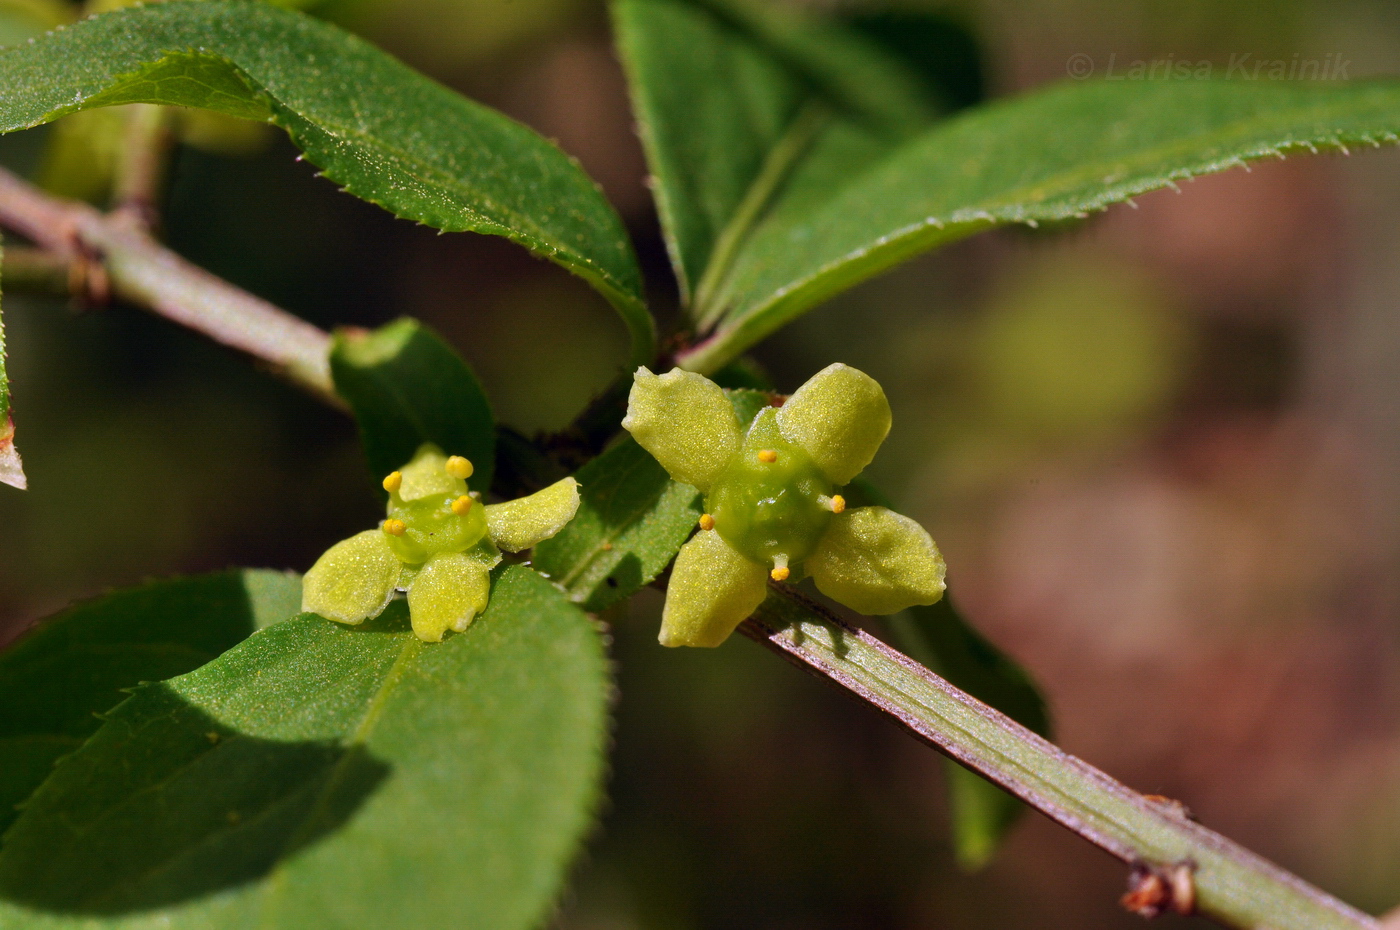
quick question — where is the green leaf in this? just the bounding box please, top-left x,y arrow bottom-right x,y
888,595 -> 1050,870
0,565 -> 610,930
681,78 -> 1400,371
614,0 -> 931,306
533,387 -> 772,611
331,318 -> 496,495
0,240 -> 20,491
533,437 -> 701,612
0,1 -> 653,365
0,569 -> 303,840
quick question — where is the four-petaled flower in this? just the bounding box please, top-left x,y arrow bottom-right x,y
623,363 -> 946,647
302,443 -> 580,642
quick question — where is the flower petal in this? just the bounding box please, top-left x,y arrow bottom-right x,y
660,529 -> 768,648
775,363 -> 891,485
485,477 -> 581,552
407,551 -> 493,642
302,530 -> 401,625
622,366 -> 742,492
397,442 -> 468,501
807,506 -> 945,615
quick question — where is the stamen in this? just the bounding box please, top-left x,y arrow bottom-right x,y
698,513 -> 715,531
820,494 -> 846,514
770,554 -> 790,582
451,495 -> 474,515
382,518 -> 407,536
382,470 -> 403,493
445,456 -> 474,480
757,449 -> 777,463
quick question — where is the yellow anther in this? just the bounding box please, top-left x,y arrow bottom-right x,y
382,470 -> 403,493
757,449 -> 778,463
831,494 -> 846,514
451,495 -> 474,516
770,554 -> 790,582
698,513 -> 715,531
445,456 -> 474,480
382,518 -> 407,536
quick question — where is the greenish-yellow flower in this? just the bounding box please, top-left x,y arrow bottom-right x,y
623,364 -> 945,648
302,443 -> 580,642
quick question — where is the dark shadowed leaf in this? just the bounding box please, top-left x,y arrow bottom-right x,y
0,1 -> 653,364
681,78 -> 1400,371
840,9 -> 985,113
331,318 -> 496,495
889,595 -> 1051,870
0,570 -> 303,840
0,566 -> 610,930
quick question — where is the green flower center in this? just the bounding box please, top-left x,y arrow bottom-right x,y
707,408 -> 834,570
384,492 -> 488,564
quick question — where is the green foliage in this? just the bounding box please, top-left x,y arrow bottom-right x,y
0,1 -> 651,364
331,319 -> 496,496
0,567 -> 611,930
613,0 -> 929,307
616,0 -> 1400,371
889,597 -> 1051,870
0,570 -> 303,840
533,388 -> 771,612
533,436 -> 701,611
5,0 -> 1395,917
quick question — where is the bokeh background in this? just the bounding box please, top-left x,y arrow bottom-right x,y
4,0 -> 1400,926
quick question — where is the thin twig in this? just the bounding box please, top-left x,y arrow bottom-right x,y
742,588 -> 1379,930
0,166 -> 338,406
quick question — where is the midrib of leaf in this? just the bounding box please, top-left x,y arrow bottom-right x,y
691,102 -> 829,328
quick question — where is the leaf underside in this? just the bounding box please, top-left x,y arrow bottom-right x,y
0,566 -> 610,930
0,0 -> 653,365
695,78 -> 1400,369
0,570 -> 303,841
331,318 -> 497,496
617,0 -> 1400,372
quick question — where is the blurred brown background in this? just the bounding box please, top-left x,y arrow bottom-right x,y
4,0 -> 1400,925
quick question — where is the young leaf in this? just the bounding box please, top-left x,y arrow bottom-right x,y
0,569 -> 302,840
331,318 -> 496,495
0,1 -> 653,365
614,0 -> 931,306
889,596 -> 1051,870
681,78 -> 1400,371
333,319 -> 498,493
532,388 -> 773,610
0,241 -> 21,491
0,566 -> 610,930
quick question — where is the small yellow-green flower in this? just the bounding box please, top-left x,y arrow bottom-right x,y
624,363 -> 945,647
302,443 -> 580,642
